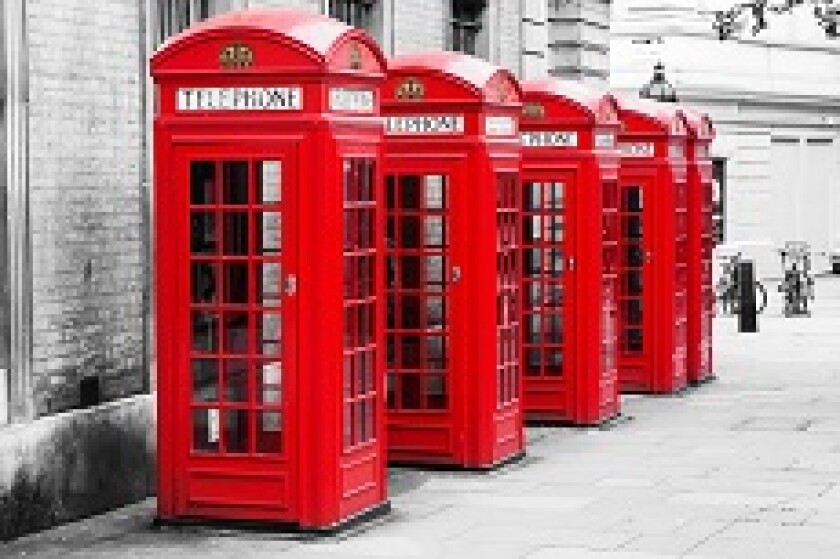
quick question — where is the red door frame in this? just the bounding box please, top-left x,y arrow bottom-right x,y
381,52 -> 525,469
151,9 -> 389,530
519,81 -> 622,425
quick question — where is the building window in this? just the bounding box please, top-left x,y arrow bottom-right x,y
330,0 -> 374,30
154,0 -> 230,47
449,0 -> 486,56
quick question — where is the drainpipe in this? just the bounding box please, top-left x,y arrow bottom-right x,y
5,0 -> 33,422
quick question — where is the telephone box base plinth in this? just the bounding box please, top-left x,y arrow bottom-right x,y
688,373 -> 717,388
152,501 -> 392,538
388,450 -> 526,473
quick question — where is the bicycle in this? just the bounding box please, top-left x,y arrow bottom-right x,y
715,252 -> 768,316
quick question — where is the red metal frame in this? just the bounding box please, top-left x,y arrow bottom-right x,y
615,99 -> 689,394
518,79 -> 621,425
151,9 -> 389,530
381,52 -> 524,468
684,112 -> 716,384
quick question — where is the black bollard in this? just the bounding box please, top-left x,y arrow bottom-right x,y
738,260 -> 758,333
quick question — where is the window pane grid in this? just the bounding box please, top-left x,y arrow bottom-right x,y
189,159 -> 284,456
496,173 -> 519,408
522,181 -> 566,380
619,185 -> 644,355
386,174 -> 450,412
343,159 -> 379,450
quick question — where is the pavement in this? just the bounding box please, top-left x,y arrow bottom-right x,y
4,277 -> 840,558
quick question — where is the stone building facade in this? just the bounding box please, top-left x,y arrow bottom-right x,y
611,0 -> 840,278
0,0 -> 613,540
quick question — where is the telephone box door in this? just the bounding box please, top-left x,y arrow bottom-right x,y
174,142 -> 298,520
522,170 -> 575,407
618,177 -> 655,384
385,161 -> 465,458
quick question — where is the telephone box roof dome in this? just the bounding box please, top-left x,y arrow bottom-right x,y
616,96 -> 688,136
387,51 -> 521,103
522,78 -> 619,122
682,109 -> 716,140
151,8 -> 386,73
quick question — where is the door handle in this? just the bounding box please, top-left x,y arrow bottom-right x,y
451,266 -> 462,284
284,275 -> 297,296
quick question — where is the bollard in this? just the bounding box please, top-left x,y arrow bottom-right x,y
738,260 -> 758,333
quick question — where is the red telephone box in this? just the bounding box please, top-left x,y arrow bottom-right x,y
615,99 -> 689,394
518,79 -> 621,425
151,9 -> 389,530
684,111 -> 716,384
381,52 -> 525,468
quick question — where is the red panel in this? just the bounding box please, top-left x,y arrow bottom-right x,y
519,78 -> 621,426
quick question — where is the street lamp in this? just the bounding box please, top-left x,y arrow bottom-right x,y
639,61 -> 678,103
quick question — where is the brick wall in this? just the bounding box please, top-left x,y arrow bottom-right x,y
497,0 -> 522,77
26,0 -> 145,416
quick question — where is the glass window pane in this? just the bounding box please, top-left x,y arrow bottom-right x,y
626,328 -> 643,352
223,212 -> 249,255
386,175 -> 396,209
625,299 -> 643,325
424,175 -> 445,210
400,336 -> 421,368
190,161 -> 215,205
426,297 -> 444,329
192,359 -> 219,402
548,182 -> 564,210
400,256 -> 422,289
191,311 -> 218,352
400,215 -> 421,248
224,409 -> 250,453
401,295 -> 421,329
426,374 -> 446,409
626,244 -> 645,267
425,255 -> 445,286
526,282 -> 542,308
623,216 -> 642,240
426,336 -> 446,370
222,161 -> 249,205
526,314 -> 541,344
224,312 -> 249,354
400,176 -> 421,209
258,262 -> 282,306
525,182 -> 541,210
223,262 -> 248,304
224,359 -> 248,402
191,262 -> 217,304
526,249 -> 542,276
257,212 -> 281,254
386,372 -> 396,409
258,312 -> 282,355
256,411 -> 282,454
546,314 -> 563,344
525,348 -> 541,376
190,212 -> 216,255
258,161 -> 282,204
425,216 -> 445,247
400,374 -> 423,409
258,361 -> 282,405
524,216 -> 541,243
545,349 -> 563,376
192,408 -> 220,453
624,186 -> 642,212
626,270 -> 643,295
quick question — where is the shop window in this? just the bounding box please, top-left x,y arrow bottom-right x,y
449,0 -> 487,57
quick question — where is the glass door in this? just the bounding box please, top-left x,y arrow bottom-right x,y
179,146 -> 296,518
385,173 -> 451,413
522,178 -> 569,387
619,184 -> 646,361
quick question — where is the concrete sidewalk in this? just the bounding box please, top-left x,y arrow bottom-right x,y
4,278 -> 840,558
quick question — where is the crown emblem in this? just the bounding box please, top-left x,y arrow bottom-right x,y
523,103 -> 545,118
219,42 -> 254,69
395,77 -> 424,100
348,44 -> 363,70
